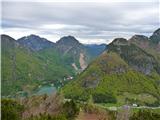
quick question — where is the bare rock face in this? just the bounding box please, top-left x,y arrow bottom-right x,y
129,35 -> 150,49
56,36 -> 80,54
108,38 -> 159,75
79,53 -> 87,70
150,28 -> 160,52
72,63 -> 79,71
129,29 -> 160,53
130,57 -> 154,75
150,28 -> 160,44
111,38 -> 129,46
82,72 -> 100,88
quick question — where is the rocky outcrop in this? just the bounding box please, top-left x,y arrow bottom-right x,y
150,28 -> 160,52
150,28 -> 160,45
55,36 -> 80,54
108,38 -> 159,75
129,35 -> 150,49
82,72 -> 100,88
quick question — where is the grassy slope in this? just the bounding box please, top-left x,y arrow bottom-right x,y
2,37 -> 103,96
62,52 -> 160,105
2,38 -> 76,96
2,43 -> 44,96
35,48 -> 76,82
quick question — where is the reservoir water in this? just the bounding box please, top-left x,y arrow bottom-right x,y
36,86 -> 56,95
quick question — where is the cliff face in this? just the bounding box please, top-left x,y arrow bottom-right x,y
150,28 -> 160,45
108,38 -> 159,75
129,29 -> 160,53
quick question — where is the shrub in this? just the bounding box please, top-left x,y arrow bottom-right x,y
93,93 -> 117,103
130,110 -> 160,120
1,99 -> 24,120
62,100 -> 80,119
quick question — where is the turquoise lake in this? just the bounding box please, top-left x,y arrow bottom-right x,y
36,86 -> 57,95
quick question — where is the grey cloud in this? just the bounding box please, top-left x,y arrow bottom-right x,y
2,1 -> 159,44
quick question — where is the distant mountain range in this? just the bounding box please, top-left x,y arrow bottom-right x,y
62,28 -> 160,106
1,34 -> 106,96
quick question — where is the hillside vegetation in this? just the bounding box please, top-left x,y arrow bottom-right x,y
1,34 -> 106,96
62,28 -> 160,106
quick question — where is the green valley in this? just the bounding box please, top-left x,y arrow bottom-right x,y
1,34 -> 106,97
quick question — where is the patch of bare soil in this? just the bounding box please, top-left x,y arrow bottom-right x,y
72,63 -> 78,71
76,111 -> 110,120
79,53 -> 87,70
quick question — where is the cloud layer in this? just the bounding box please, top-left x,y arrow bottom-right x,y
1,1 -> 159,44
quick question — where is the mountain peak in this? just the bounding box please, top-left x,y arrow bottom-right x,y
56,35 -> 80,45
150,28 -> 160,44
1,34 -> 16,41
55,35 -> 84,56
1,34 -> 11,37
22,34 -> 47,41
27,34 -> 40,38
130,35 -> 149,41
1,34 -> 19,51
129,35 -> 150,49
110,38 -> 128,46
1,34 -> 17,44
17,34 -> 54,51
153,28 -> 160,36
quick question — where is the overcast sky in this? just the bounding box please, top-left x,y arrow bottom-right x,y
1,0 -> 160,44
